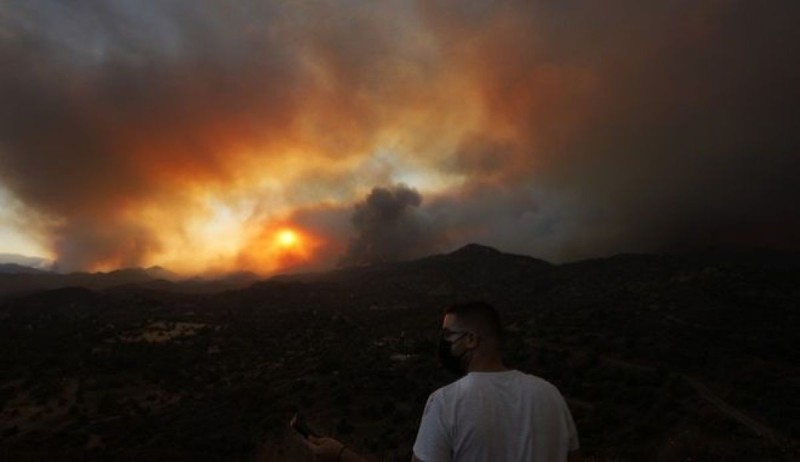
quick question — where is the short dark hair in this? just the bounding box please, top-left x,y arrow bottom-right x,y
444,301 -> 503,341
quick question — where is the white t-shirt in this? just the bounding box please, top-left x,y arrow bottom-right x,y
413,370 -> 579,462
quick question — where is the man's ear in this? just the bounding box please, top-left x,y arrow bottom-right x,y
466,331 -> 480,349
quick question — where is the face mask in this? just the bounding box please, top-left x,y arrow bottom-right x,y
438,333 -> 470,376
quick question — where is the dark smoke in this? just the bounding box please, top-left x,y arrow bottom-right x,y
340,184 -> 446,266
417,0 -> 800,261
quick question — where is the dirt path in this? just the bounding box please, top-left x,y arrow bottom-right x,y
528,338 -> 791,446
682,376 -> 784,444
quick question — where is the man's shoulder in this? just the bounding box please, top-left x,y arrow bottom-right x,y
425,373 -> 477,406
472,369 -> 556,387
427,370 -> 564,403
430,370 -> 555,395
514,370 -> 559,389
428,377 -> 464,400
513,370 -> 567,398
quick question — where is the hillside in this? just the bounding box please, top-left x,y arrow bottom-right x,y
0,266 -> 256,299
0,254 -> 52,270
0,244 -> 797,460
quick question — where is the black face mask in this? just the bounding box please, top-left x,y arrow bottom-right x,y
438,333 -> 470,376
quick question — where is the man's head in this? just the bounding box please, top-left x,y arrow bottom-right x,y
439,301 -> 504,375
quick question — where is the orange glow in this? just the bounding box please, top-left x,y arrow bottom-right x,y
232,224 -> 323,275
276,228 -> 299,248
268,227 -> 314,263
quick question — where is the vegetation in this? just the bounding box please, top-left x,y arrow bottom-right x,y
0,245 -> 797,460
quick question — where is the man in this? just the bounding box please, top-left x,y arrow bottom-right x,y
303,301 -> 581,461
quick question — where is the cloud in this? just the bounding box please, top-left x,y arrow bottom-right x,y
0,1 -> 433,271
416,0 -> 800,260
0,0 -> 798,272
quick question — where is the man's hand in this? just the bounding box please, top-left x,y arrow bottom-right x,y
288,415 -> 367,462
305,435 -> 345,460
304,435 -> 368,461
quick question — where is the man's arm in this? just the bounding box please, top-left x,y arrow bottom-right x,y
411,454 -> 422,462
305,436 -> 367,462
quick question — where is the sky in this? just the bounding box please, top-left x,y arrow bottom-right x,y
0,0 -> 798,275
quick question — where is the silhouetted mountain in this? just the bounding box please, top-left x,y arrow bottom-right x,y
0,253 -> 52,270
0,266 -> 174,299
0,263 -> 50,275
0,264 -> 266,299
268,243 -> 550,288
144,265 -> 181,281
448,242 -> 503,258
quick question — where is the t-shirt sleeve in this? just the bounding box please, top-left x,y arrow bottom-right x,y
412,391 -> 451,462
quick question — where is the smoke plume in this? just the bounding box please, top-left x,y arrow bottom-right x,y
340,184 -> 445,266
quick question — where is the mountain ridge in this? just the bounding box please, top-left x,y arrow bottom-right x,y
2,243 -> 799,299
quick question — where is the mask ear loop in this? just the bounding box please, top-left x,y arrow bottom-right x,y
457,332 -> 480,364
472,333 -> 481,349
463,331 -> 480,349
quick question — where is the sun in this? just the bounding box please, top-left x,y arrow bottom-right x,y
237,224 -> 321,274
275,228 -> 300,248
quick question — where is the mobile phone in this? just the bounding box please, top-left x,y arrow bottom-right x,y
290,413 -> 320,439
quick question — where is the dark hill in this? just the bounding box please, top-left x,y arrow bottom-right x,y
0,263 -> 50,275
240,244 -> 553,314
0,266 -> 184,299
0,253 -> 51,269
264,243 -> 551,289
